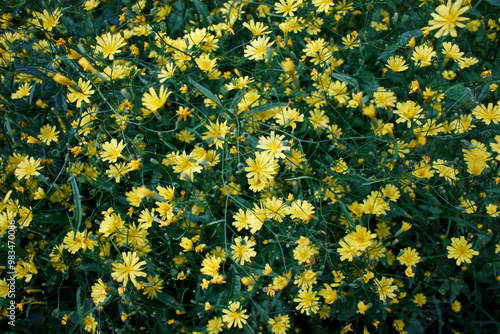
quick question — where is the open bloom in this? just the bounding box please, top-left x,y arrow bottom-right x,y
428,0 -> 470,38
447,236 -> 479,266
142,86 -> 171,113
67,78 -> 95,108
231,236 -> 257,265
111,251 -> 147,287
222,301 -> 249,329
244,36 -> 274,61
95,32 -> 126,60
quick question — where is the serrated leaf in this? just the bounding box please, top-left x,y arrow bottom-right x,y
249,102 -> 288,115
187,77 -> 222,108
330,73 -> 360,90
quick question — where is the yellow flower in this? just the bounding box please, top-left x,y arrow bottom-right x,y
82,314 -> 98,334
83,0 -> 101,11
275,107 -> 304,130
242,20 -> 271,36
462,139 -> 492,175
245,151 -> 278,192
472,103 -> 500,125
172,151 -> 203,182
63,230 -> 97,254
394,100 -> 424,128
257,131 -> 290,159
67,78 -> 95,108
11,82 -> 33,99
231,236 -> 257,265
374,276 -> 397,302
38,124 -> 60,145
202,120 -> 230,150
100,139 -> 127,163
446,236 -> 479,266
442,42 -> 464,61
207,316 -> 224,334
413,293 -> 427,307
244,35 -> 274,61
222,301 -> 249,329
32,8 -> 62,31
411,45 -> 436,67
91,278 -> 109,307
95,32 -> 126,60
451,299 -> 462,312
293,288 -> 320,315
141,86 -> 171,113
111,251 -> 147,287
386,55 -> 409,72
345,225 -> 377,252
356,300 -> 370,314
274,0 -> 300,17
200,255 -> 221,278
195,53 -> 217,73
15,157 -> 43,180
268,314 -> 291,334
143,274 -> 164,299
428,0 -> 470,38
397,247 -> 421,267
318,283 -> 338,304
312,0 -> 334,13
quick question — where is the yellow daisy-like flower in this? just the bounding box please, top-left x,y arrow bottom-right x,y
141,86 -> 171,113
38,124 -> 60,145
293,287 -> 320,315
386,55 -> 409,72
95,32 -> 126,60
100,139 -> 127,163
111,251 -> 147,287
67,78 -> 95,108
374,276 -> 397,302
411,45 -> 436,67
202,120 -> 230,150
11,82 -> 33,99
446,236 -> 479,266
231,236 -> 257,265
15,157 -> 43,180
244,36 -> 274,61
222,301 -> 249,329
274,0 -> 300,17
428,0 -> 470,38
91,278 -> 109,307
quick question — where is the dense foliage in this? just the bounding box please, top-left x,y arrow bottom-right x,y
1,0 -> 499,333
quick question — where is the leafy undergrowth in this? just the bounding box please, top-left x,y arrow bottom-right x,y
0,0 -> 500,333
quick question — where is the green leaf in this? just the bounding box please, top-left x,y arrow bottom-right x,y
187,77 -> 223,108
3,116 -> 15,143
192,0 -> 210,26
445,83 -> 466,102
336,198 -> 355,229
446,84 -> 478,110
249,102 -> 288,115
379,30 -> 423,60
69,168 -> 82,234
485,0 -> 500,6
330,73 -> 360,91
477,84 -> 490,104
157,293 -> 186,313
